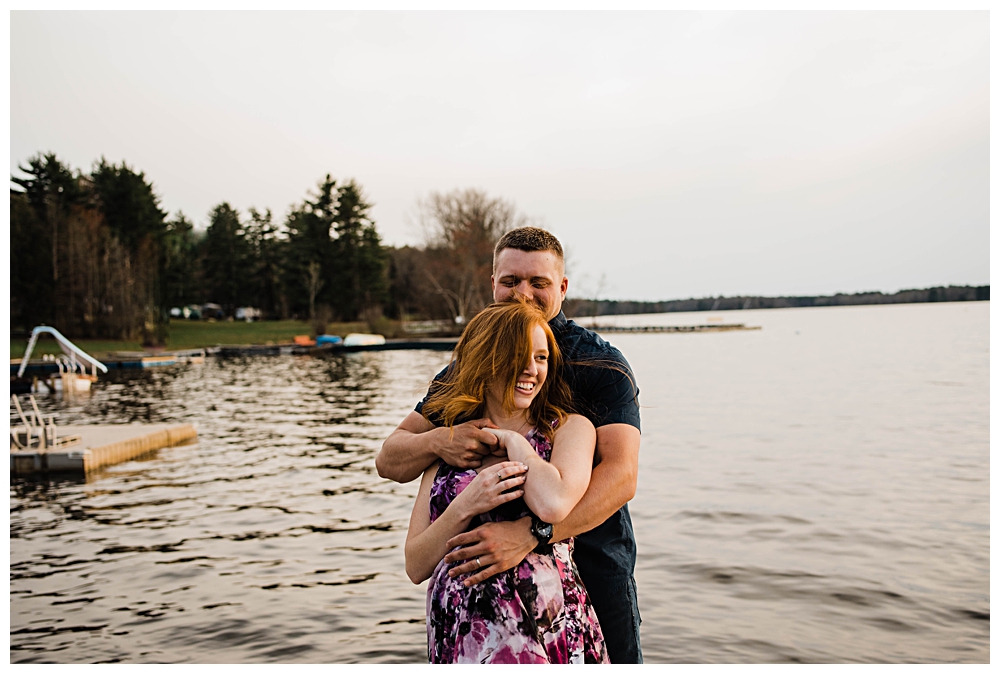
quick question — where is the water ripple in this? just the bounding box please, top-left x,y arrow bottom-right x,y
10,304 -> 990,662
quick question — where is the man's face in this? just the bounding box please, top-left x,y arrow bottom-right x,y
492,249 -> 568,321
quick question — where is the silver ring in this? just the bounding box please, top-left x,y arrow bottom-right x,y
496,472 -> 502,483
475,557 -> 482,569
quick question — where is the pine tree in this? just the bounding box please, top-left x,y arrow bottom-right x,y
244,207 -> 285,318
202,203 -> 251,311
163,212 -> 199,309
89,158 -> 168,252
89,158 -> 170,343
331,180 -> 387,321
10,153 -> 81,328
283,175 -> 337,318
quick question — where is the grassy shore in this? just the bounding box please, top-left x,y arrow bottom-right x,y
9,319 -> 375,359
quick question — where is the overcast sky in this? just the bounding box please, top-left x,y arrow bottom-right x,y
10,11 -> 989,302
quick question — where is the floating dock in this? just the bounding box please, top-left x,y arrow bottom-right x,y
12,349 -> 206,377
10,423 -> 197,476
103,349 -> 206,368
588,323 -> 761,333
212,338 -> 459,358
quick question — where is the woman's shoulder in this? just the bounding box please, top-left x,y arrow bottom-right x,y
559,413 -> 596,433
545,414 -> 597,463
545,414 -> 596,448
543,413 -> 592,433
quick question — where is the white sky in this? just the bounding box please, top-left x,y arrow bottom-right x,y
10,10 -> 990,302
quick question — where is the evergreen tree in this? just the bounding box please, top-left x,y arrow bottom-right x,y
244,207 -> 285,318
283,175 -> 337,318
331,180 -> 387,321
10,153 -> 81,328
89,158 -> 169,343
163,212 -> 199,309
11,153 -> 169,340
89,158 -> 168,252
202,202 -> 251,311
10,191 -> 54,329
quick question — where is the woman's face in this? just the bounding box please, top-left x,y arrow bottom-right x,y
492,323 -> 550,413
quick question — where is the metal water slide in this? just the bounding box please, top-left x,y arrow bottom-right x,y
16,326 -> 109,378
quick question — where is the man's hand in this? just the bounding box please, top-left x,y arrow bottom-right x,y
377,413 -> 501,483
482,428 -> 535,465
443,517 -> 536,587
437,418 -> 502,470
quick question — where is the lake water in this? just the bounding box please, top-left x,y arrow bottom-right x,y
9,301 -> 989,663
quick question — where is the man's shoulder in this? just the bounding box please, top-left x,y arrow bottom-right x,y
557,318 -> 632,367
553,313 -> 643,431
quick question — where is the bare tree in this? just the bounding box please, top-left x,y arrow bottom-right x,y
306,260 -> 325,321
417,188 -> 528,323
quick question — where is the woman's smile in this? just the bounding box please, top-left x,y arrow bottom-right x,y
485,323 -> 549,414
511,325 -> 549,409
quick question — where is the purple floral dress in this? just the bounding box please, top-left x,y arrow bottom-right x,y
426,426 -> 609,664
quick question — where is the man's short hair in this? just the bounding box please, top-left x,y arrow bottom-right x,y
493,227 -> 565,272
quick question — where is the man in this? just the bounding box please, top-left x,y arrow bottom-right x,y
376,227 -> 642,663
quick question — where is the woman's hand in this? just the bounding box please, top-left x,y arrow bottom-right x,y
483,428 -> 536,465
452,460 -> 528,520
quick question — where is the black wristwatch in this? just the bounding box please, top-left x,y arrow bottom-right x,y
530,515 -> 554,554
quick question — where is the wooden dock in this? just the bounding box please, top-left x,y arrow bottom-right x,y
10,423 -> 197,476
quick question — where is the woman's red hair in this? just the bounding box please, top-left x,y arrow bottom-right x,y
421,299 -> 571,441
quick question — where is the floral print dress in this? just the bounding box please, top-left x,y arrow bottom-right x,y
426,426 -> 609,664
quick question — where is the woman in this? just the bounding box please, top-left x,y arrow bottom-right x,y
403,299 -> 608,664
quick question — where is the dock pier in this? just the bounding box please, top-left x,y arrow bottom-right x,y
11,423 -> 197,476
587,323 -> 761,333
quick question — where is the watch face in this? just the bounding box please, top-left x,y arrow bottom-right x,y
534,520 -> 553,542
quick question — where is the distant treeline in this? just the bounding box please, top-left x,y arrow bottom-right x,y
10,152 -> 534,343
565,285 -> 990,318
10,153 -> 388,343
15,152 -> 985,343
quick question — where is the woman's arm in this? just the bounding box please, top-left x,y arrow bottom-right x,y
404,460 -> 528,584
486,414 -> 596,524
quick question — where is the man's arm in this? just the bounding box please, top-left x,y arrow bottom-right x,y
443,423 -> 640,586
376,411 -> 500,484
551,423 -> 639,540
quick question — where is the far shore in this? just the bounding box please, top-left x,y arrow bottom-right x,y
10,286 -> 989,360
8,319 -> 376,359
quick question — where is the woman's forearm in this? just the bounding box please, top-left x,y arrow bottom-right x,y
495,418 -> 595,526
405,460 -> 528,583
509,436 -> 585,524
405,503 -> 473,584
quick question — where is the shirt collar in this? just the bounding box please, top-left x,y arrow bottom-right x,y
549,310 -> 569,331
